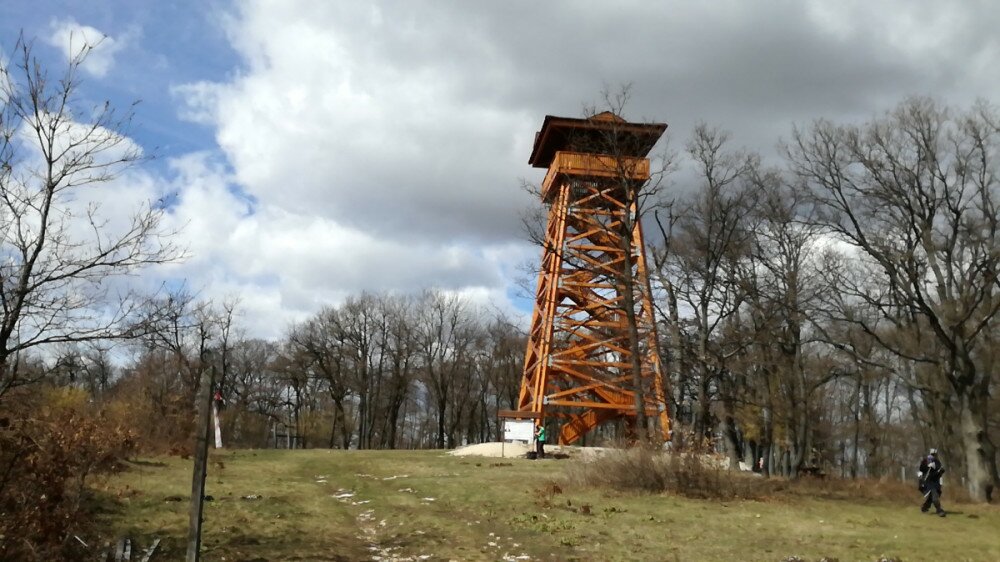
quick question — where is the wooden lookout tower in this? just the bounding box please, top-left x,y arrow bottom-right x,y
515,112 -> 671,445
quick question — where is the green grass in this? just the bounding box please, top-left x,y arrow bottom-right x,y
94,449 -> 1000,561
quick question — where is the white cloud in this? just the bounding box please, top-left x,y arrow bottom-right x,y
158,0 -> 1000,339
805,0 -> 974,56
8,112 -> 153,246
46,18 -> 125,77
161,2 -> 559,337
174,3 -> 541,244
149,152 -> 519,339
16,1 -> 1000,343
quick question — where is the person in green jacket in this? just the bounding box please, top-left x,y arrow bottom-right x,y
534,424 -> 546,459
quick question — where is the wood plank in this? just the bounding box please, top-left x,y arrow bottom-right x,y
497,409 -> 541,419
140,538 -> 161,562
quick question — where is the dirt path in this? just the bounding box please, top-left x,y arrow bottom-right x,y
325,471 -> 534,562
327,473 -> 435,562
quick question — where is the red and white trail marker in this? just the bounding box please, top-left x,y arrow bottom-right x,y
212,392 -> 223,449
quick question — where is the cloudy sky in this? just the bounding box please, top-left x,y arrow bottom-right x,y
3,0 -> 998,339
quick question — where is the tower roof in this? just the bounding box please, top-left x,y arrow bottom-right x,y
528,112 -> 667,168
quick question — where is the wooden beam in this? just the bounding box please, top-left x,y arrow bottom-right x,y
497,410 -> 542,419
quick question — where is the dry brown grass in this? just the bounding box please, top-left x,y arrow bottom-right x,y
566,447 -> 762,500
767,473 -> 975,505
565,446 -> 980,509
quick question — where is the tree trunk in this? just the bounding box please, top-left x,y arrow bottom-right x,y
851,376 -> 861,478
695,301 -> 713,444
719,407 -> 741,470
328,409 -> 338,449
666,283 -> 684,422
957,389 -> 998,502
744,439 -> 757,470
619,214 -> 648,439
333,400 -> 350,449
386,390 -> 404,449
436,396 -> 447,449
762,404 -> 773,478
696,365 -> 711,443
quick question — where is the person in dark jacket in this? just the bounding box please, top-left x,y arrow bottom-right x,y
918,448 -> 946,516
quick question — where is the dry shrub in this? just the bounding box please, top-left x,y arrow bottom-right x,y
567,446 -> 971,509
532,481 -> 565,508
769,474 -> 974,505
103,372 -> 196,454
0,387 -> 137,561
567,447 -> 761,500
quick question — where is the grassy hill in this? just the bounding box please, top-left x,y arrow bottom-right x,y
94,449 -> 1000,561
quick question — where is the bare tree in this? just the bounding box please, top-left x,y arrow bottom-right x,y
653,124 -> 756,464
225,337 -> 281,446
338,294 -> 382,449
416,289 -> 477,449
0,37 -> 180,400
582,86 -> 675,440
788,97 -> 1000,501
377,294 -> 417,448
285,309 -> 353,448
141,290 -> 216,403
482,310 -> 527,439
80,342 -> 117,397
738,170 -> 830,476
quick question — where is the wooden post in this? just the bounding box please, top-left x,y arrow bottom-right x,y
140,539 -> 160,562
186,365 -> 216,562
